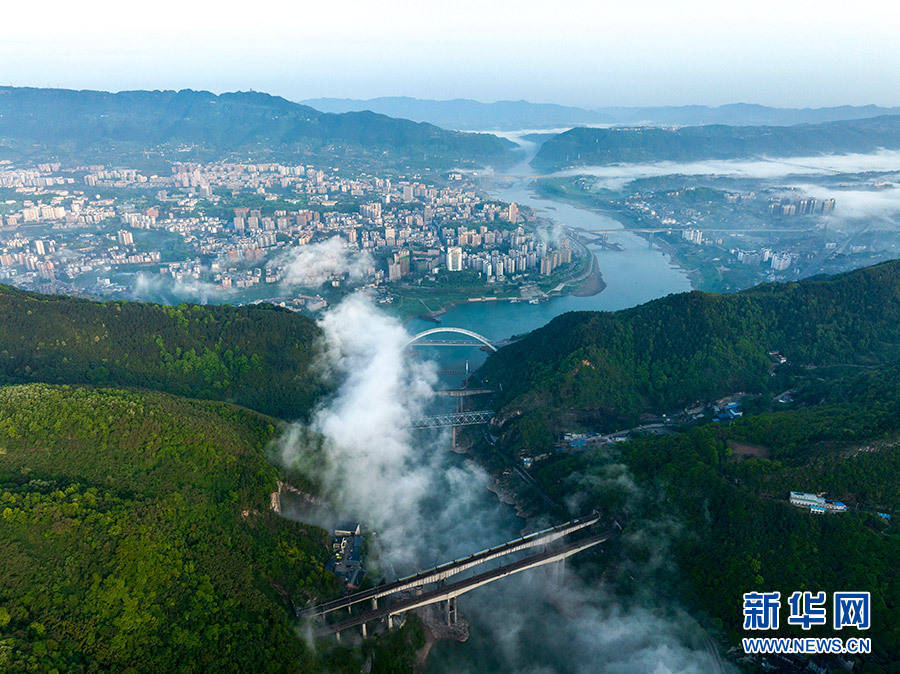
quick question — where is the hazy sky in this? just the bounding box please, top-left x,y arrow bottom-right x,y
2,0 -> 898,107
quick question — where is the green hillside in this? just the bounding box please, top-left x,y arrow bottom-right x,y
531,115 -> 900,169
0,87 -> 515,168
528,366 -> 899,665
478,263 -> 900,668
0,384 -> 342,672
0,284 -> 325,421
480,260 -> 900,452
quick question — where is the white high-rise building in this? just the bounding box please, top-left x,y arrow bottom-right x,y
446,246 -> 463,271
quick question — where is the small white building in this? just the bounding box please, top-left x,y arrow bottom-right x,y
790,491 -> 826,509
790,491 -> 847,514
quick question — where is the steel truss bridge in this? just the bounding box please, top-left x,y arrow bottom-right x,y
300,515 -> 615,639
409,410 -> 494,428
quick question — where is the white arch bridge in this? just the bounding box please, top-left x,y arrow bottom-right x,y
404,327 -> 498,352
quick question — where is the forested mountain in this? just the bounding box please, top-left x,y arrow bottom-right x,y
480,260 -> 900,452
600,102 -> 900,127
530,115 -> 900,169
0,87 -> 515,168
0,385 -> 333,670
300,96 -> 609,131
528,366 -> 899,665
0,384 -> 424,671
480,263 -> 899,667
0,284 -> 325,420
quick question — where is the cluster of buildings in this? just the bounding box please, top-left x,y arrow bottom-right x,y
683,226 -> 797,271
326,522 -> 365,588
789,491 -> 848,514
616,184 -> 851,286
713,402 -> 744,421
0,160 -> 577,301
768,196 -> 836,217
444,233 -> 572,279
734,248 -> 795,271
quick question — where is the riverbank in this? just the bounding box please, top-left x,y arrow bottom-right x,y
571,251 -> 606,296
392,250 -> 603,323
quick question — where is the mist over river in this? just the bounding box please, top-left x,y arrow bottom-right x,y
412,139 -> 717,672
283,139 -> 723,671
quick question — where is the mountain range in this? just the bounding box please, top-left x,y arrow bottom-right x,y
530,114 -> 900,169
0,87 -> 515,168
301,96 -> 900,131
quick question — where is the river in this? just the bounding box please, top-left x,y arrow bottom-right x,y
411,145 -> 715,671
407,143 -> 691,348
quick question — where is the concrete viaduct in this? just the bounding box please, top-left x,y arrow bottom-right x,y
300,515 -> 616,640
315,530 -> 614,638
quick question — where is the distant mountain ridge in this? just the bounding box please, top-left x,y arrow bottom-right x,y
531,114 -> 900,169
602,102 -> 900,127
300,96 -> 900,131
0,87 -> 515,167
301,96 -> 608,131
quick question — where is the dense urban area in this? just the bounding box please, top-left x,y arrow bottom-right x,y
0,160 -> 582,316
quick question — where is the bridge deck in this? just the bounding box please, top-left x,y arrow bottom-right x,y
315,529 -> 614,635
432,388 -> 495,397
300,514 -> 601,618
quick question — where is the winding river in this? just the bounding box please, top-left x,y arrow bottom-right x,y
408,142 -> 692,353
414,145 -> 711,671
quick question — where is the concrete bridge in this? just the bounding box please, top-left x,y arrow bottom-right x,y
301,515 -> 615,639
301,514 -> 602,619
313,529 -> 614,638
432,388 -> 495,398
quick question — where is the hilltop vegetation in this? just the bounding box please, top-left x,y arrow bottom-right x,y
480,260 -> 900,453
0,295 -> 429,671
0,87 -> 515,169
529,370 -> 899,665
531,115 -> 900,169
478,260 -> 900,668
0,384 -> 343,672
0,284 -> 325,420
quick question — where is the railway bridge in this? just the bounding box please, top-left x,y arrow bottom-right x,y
300,515 -> 616,639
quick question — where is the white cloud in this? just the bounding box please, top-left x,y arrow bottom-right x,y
551,150 -> 900,189
790,182 -> 900,220
271,237 -> 373,288
132,272 -> 232,304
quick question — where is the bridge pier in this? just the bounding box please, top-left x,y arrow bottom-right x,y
361,622 -> 367,638
387,614 -> 394,629
371,598 -> 378,610
335,631 -> 341,643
